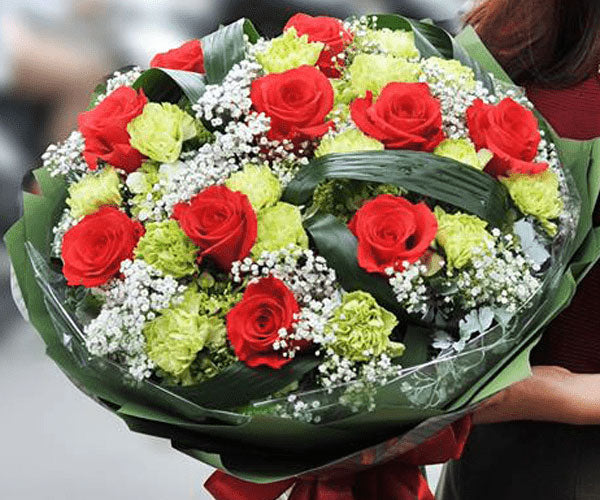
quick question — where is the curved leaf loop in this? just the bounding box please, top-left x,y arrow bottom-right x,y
284,151 -> 511,227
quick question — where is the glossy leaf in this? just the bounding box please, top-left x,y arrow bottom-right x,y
170,356 -> 321,409
133,67 -> 206,103
202,18 -> 260,85
304,213 -> 407,317
284,151 -> 511,227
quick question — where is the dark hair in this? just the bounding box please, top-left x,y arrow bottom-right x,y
466,0 -> 600,87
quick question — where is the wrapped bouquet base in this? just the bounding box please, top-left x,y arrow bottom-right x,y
205,415 -> 471,500
7,13 -> 600,500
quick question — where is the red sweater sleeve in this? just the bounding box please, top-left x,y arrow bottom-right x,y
527,77 -> 600,140
528,76 -> 600,373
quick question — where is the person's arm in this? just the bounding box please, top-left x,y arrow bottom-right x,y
3,15 -> 107,139
473,366 -> 600,425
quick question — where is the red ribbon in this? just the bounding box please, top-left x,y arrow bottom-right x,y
205,415 -> 472,500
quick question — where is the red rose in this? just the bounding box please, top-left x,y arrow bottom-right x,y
172,186 -> 257,271
78,87 -> 147,172
62,207 -> 144,288
150,40 -> 205,73
467,98 -> 548,177
251,65 -> 334,142
284,13 -> 353,78
348,195 -> 438,274
350,82 -> 446,151
227,276 -> 301,369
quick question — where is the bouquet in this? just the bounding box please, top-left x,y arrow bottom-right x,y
7,12 -> 600,500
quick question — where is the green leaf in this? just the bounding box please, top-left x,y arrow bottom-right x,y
304,214 -> 405,316
447,31 -> 496,94
202,19 -> 260,85
284,151 -> 511,227
87,82 -> 107,110
404,17 -> 452,59
400,325 -> 431,368
169,356 -> 321,409
133,67 -> 206,103
455,26 -> 512,84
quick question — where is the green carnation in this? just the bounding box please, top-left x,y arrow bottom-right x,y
194,287 -> 241,319
326,291 -> 403,362
128,102 -> 196,163
423,57 -> 476,91
315,129 -> 384,157
501,170 -> 563,236
435,207 -> 495,270
134,220 -> 197,278
126,161 -> 162,220
66,167 -> 122,218
361,28 -> 419,59
225,164 -> 282,211
312,180 -> 402,222
335,54 -> 421,104
434,139 -> 493,170
252,202 -> 309,257
256,27 -> 324,74
143,287 -> 226,377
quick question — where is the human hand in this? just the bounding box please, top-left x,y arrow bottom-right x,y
473,366 -> 600,425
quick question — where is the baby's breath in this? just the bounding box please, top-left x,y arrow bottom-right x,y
43,131 -> 88,180
94,67 -> 144,104
83,259 -> 186,380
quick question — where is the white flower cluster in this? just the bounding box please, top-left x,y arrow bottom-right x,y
343,16 -> 368,35
277,352 -> 403,422
43,131 -> 88,180
278,394 -> 324,424
256,138 -> 312,186
136,60 -> 275,217
194,58 -> 309,186
151,112 -> 271,217
424,75 -> 492,140
442,232 -> 542,314
84,259 -> 185,380
194,59 -> 261,125
538,131 -> 561,174
337,354 -> 403,412
94,66 -> 144,104
231,247 -> 342,357
386,262 -> 431,314
537,129 -> 574,229
317,348 -> 402,398
51,209 -> 79,258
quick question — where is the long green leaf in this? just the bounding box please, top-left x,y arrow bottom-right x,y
133,67 -> 206,103
455,26 -> 513,84
170,356 -> 320,409
87,82 -> 107,110
202,19 -> 260,85
284,151 -> 511,227
305,214 -> 406,317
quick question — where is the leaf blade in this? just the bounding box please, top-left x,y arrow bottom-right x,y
305,214 -> 407,317
133,67 -> 206,103
169,356 -> 320,409
283,151 -> 510,227
202,19 -> 260,85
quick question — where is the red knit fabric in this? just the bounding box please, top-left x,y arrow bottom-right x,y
527,75 -> 600,373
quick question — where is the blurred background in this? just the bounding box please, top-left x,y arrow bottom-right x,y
0,1 -> 470,498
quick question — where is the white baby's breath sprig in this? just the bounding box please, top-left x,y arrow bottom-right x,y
43,131 -> 88,180
83,259 -> 186,380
